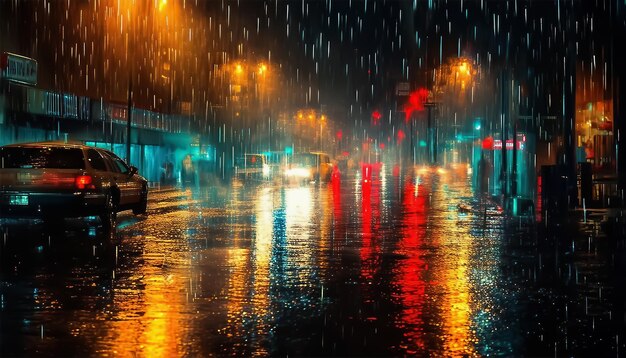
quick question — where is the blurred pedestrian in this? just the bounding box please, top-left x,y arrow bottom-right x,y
477,153 -> 492,194
181,154 -> 195,187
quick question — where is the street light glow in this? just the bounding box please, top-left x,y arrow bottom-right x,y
158,0 -> 167,12
474,120 -> 481,130
458,62 -> 469,76
235,63 -> 243,75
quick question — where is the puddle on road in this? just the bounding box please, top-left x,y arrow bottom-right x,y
1,169 -> 625,356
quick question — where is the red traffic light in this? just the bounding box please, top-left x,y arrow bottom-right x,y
482,136 -> 494,150
371,110 -> 382,125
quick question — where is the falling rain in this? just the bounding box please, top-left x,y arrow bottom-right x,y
1,0 -> 625,356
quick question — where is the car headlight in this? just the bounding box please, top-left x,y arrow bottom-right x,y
285,168 -> 311,178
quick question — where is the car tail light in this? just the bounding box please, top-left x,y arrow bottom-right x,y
40,172 -> 76,186
75,175 -> 95,190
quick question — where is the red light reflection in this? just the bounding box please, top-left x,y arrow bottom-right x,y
331,167 -> 342,223
393,177 -> 428,352
359,179 -> 381,283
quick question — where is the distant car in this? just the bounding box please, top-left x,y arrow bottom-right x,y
234,154 -> 270,178
284,152 -> 332,182
0,142 -> 148,232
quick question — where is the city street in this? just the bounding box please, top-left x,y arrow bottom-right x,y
2,1 -> 626,356
1,167 -> 624,356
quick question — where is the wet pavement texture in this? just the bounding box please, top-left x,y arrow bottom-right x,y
1,168 -> 625,356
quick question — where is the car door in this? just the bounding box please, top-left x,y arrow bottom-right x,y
86,148 -> 110,190
101,150 -> 140,206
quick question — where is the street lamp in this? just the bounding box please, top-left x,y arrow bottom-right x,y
158,0 -> 167,12
235,63 -> 244,76
319,114 -> 326,150
257,63 -> 267,76
452,58 -> 474,92
429,58 -> 477,166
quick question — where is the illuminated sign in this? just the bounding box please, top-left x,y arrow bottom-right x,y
0,52 -> 37,85
493,133 -> 526,150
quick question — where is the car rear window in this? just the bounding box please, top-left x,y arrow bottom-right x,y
0,147 -> 85,169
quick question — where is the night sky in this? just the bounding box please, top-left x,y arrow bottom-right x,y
0,1 -> 622,128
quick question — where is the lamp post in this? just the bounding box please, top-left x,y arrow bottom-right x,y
424,101 -> 438,165
229,60 -> 274,153
319,114 -> 326,150
125,2 -> 141,164
256,62 -> 269,152
126,67 -> 133,163
432,57 -> 476,166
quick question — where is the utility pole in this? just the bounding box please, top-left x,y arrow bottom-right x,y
500,70 -> 509,199
425,101 -> 438,165
126,74 -> 132,163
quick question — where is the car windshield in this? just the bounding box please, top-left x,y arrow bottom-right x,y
293,154 -> 318,166
0,147 -> 85,169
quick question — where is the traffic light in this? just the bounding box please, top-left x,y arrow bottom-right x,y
371,110 -> 382,125
474,119 -> 481,131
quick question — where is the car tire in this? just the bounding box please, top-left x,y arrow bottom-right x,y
100,194 -> 117,234
133,186 -> 148,215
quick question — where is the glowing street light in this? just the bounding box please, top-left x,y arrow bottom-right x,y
158,0 -> 167,12
257,63 -> 267,76
452,58 -> 475,91
474,120 -> 481,131
234,63 -> 244,76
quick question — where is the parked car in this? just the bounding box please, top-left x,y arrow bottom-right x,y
0,141 -> 148,233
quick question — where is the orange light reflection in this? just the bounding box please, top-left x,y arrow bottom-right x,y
433,169 -> 478,356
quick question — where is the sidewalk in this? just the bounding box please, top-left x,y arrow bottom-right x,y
536,205 -> 626,240
147,182 -> 179,193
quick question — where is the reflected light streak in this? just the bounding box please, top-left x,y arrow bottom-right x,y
393,177 -> 428,353
331,175 -> 343,227
318,184 -> 333,273
142,274 -> 182,358
102,273 -> 187,356
285,187 -> 315,283
360,180 -> 382,283
224,179 -> 252,343
330,176 -> 345,254
251,187 -> 274,344
432,169 -> 478,356
99,209 -> 194,356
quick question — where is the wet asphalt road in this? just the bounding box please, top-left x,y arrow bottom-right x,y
1,166 -> 625,356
